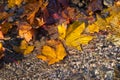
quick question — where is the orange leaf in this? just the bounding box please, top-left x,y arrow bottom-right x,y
37,55 -> 47,61
0,43 -> 4,59
18,22 -> 33,42
0,31 -> 4,39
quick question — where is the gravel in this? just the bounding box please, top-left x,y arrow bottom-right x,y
0,33 -> 120,80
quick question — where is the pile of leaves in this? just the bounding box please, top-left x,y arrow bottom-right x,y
0,0 -> 120,65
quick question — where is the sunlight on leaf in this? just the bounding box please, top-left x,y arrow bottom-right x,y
37,40 -> 66,65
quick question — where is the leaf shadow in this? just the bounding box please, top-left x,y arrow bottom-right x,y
0,38 -> 24,69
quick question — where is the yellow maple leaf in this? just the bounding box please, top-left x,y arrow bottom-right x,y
66,34 -> 93,50
37,40 -> 66,65
86,23 -> 99,33
24,46 -> 34,55
94,14 -> 108,30
56,42 -> 67,60
13,40 -> 34,55
65,22 -> 85,43
58,23 -> 67,40
41,45 -> 56,59
8,0 -> 23,8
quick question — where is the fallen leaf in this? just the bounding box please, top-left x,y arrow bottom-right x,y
58,23 -> 67,40
65,22 -> 85,45
0,43 -> 4,59
0,30 -> 4,39
37,40 -> 66,65
8,0 -> 23,8
13,40 -> 34,55
1,22 -> 12,34
87,0 -> 103,15
65,22 -> 93,50
18,22 -> 33,42
36,18 -> 45,27
26,0 -> 48,24
86,23 -> 99,33
107,34 -> 120,47
94,14 -> 108,30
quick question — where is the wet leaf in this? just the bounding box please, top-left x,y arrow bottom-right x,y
37,40 -> 66,65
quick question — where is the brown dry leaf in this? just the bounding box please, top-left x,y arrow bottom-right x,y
36,18 -> 45,26
26,0 -> 48,24
18,22 -> 33,42
87,0 -> 103,15
0,12 -> 11,20
37,40 -> 66,65
0,43 -> 4,59
1,22 -> 12,34
13,40 -> 34,55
